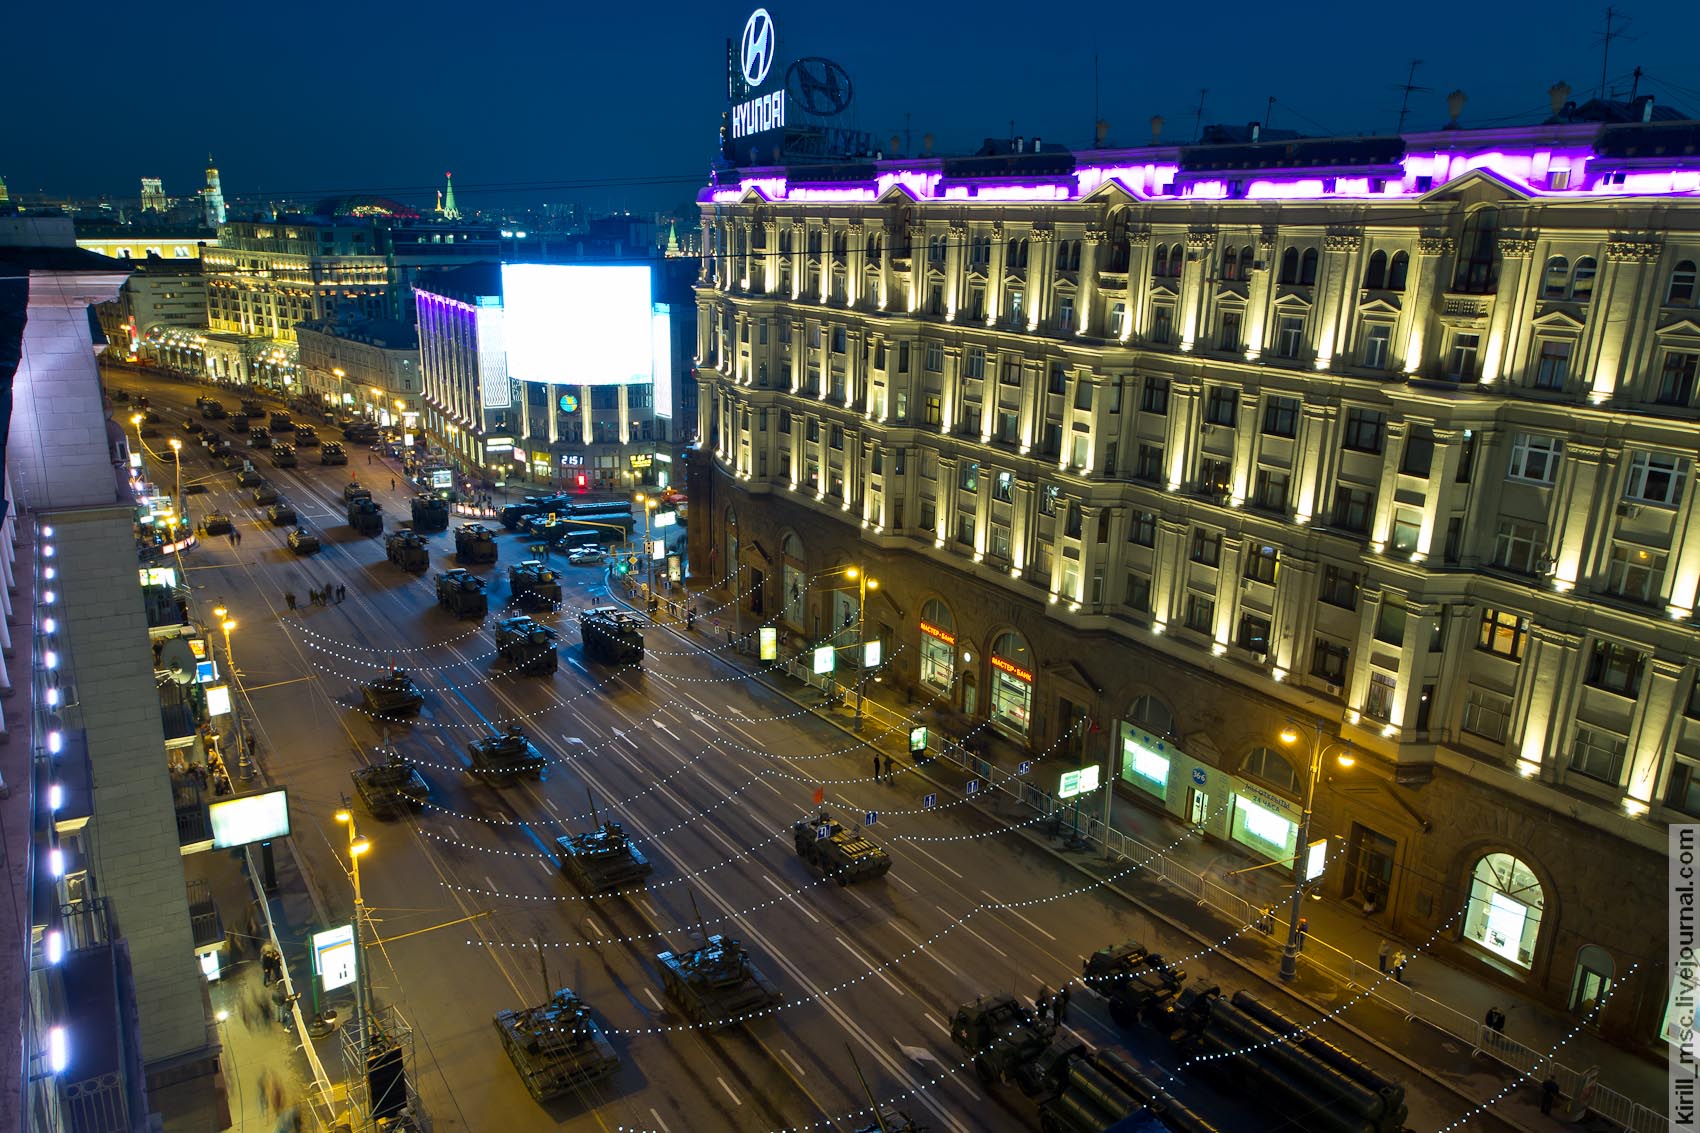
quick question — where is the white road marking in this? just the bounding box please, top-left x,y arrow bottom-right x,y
838,938 -> 902,996
757,777 -> 784,797
779,1048 -> 807,1078
641,899 -> 659,919
430,733 -> 446,746
537,859 -> 554,877
484,875 -> 498,893
923,1011 -> 950,1037
907,843 -> 964,878
544,797 -> 560,812
892,923 -> 958,976
891,873 -> 919,893
846,888 -> 873,909
716,1077 -> 741,1106
981,892 -> 1058,941
649,1109 -> 673,1133
937,905 -> 1007,958
763,875 -> 820,924
586,918 -> 603,938
446,826 -> 459,843
644,988 -> 664,1012
568,657 -> 588,673
562,735 -> 585,745
655,721 -> 679,740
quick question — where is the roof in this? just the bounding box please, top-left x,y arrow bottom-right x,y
295,317 -> 418,349
0,245 -> 132,274
414,261 -> 503,301
314,195 -> 421,220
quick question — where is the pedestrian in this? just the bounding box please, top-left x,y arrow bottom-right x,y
1540,1075 -> 1560,1115
1295,916 -> 1309,951
1485,1005 -> 1506,1033
227,530 -> 236,546
1035,984 -> 1051,1022
337,584 -> 346,603
308,588 -> 320,607
234,527 -> 242,546
1391,949 -> 1408,983
323,578 -> 334,600
257,1069 -> 276,1115
872,753 -> 882,782
1377,938 -> 1391,973
285,591 -> 297,611
1257,906 -> 1274,935
1054,983 -> 1071,1023
883,754 -> 895,783
367,454 -> 373,465
391,478 -> 396,491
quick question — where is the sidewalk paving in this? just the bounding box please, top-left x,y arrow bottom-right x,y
639,576 -> 1668,1133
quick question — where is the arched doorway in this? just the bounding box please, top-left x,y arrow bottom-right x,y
988,630 -> 1034,737
918,598 -> 957,692
1463,851 -> 1545,969
780,533 -> 807,630
1569,944 -> 1614,1020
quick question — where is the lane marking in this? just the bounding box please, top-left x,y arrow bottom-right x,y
779,1048 -> 807,1078
892,923 -> 958,977
544,798 -> 560,813
763,875 -> 820,924
585,918 -> 603,938
846,888 -> 873,910
716,1077 -> 741,1106
484,875 -> 498,893
937,905 -> 1007,958
923,1011 -> 950,1037
838,938 -> 902,996
650,1109 -> 673,1133
536,859 -> 554,877
981,891 -> 1058,941
907,843 -> 964,878
757,777 -> 784,797
644,988 -> 664,1012
641,899 -> 659,919
892,874 -> 919,893
568,657 -> 588,673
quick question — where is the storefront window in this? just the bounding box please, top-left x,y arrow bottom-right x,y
989,631 -> 1033,735
1121,729 -> 1170,800
919,599 -> 956,690
1464,852 -> 1544,969
781,533 -> 806,628
1230,791 -> 1298,861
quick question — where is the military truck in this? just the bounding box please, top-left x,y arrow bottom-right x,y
249,429 -> 272,449
269,411 -> 293,432
240,398 -> 265,417
286,528 -> 321,555
410,495 -> 450,533
580,607 -> 644,665
199,398 -> 227,419
265,502 -> 297,526
499,494 -> 570,531
351,748 -> 429,819
793,812 -> 892,885
293,425 -> 319,447
454,522 -> 498,564
950,995 -> 1057,1087
385,530 -> 430,573
435,568 -> 487,618
362,670 -> 425,717
320,441 -> 348,465
493,986 -> 619,1103
344,421 -> 379,444
508,561 -> 562,611
556,795 -> 653,894
1033,1042 -> 1221,1133
466,726 -> 547,785
1083,941 -> 1187,1027
229,414 -> 251,434
347,496 -> 383,536
495,615 -> 559,674
270,444 -> 297,468
655,904 -> 781,1028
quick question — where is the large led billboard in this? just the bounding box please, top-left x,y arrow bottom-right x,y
502,264 -> 655,386
208,788 -> 291,849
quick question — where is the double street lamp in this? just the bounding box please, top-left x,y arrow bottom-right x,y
1274,720 -> 1355,981
211,605 -> 238,675
634,493 -> 661,594
333,807 -> 373,1043
818,565 -> 879,730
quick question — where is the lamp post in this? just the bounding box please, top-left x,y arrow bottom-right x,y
841,567 -> 879,730
634,493 -> 660,595
1275,721 -> 1353,981
333,807 -> 372,1043
212,606 -> 238,675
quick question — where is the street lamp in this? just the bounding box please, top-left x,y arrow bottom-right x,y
1274,721 -> 1355,981
634,493 -> 661,595
334,807 -> 372,1043
212,605 -> 237,674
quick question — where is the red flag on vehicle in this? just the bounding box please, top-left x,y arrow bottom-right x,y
812,786 -> 825,806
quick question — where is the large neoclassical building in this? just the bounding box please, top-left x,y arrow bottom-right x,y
692,110 -> 1700,1045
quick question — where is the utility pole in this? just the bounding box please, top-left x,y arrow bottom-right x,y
1394,60 -> 1429,133
1598,6 -> 1631,98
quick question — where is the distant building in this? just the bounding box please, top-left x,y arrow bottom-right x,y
73,218 -> 216,262
140,176 -> 167,213
295,317 -> 421,427
200,154 -> 225,227
93,256 -> 208,365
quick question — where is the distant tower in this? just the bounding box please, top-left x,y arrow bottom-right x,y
441,172 -> 461,221
140,177 -> 167,213
434,189 -> 444,216
665,221 -> 681,256
0,173 -> 9,204
202,154 -> 226,227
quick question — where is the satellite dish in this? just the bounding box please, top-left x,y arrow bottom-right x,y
159,638 -> 198,684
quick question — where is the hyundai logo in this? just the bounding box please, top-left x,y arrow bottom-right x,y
740,8 -> 775,89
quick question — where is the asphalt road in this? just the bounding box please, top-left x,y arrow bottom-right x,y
116,368 -> 1510,1133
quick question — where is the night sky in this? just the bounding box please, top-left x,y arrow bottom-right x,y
8,0 -> 1700,215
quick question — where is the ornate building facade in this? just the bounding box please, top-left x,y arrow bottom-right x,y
694,120 -> 1700,1044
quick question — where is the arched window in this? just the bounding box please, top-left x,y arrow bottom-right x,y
1278,247 -> 1299,284
1299,247 -> 1319,286
780,532 -> 807,627
1105,213 -> 1131,272
1668,260 -> 1697,306
1364,250 -> 1387,290
1464,851 -> 1545,969
1570,257 -> 1596,300
988,630 -> 1034,735
1241,245 -> 1254,276
1153,243 -> 1170,279
918,598 -> 956,690
1387,251 -> 1410,291
1222,246 -> 1240,282
1127,694 -> 1175,738
1168,245 -> 1185,277
1452,207 -> 1501,293
1241,745 -> 1299,794
1543,256 -> 1570,299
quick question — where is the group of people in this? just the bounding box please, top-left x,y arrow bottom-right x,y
1376,938 -> 1410,982
284,583 -> 347,610
1032,982 -> 1073,1024
870,753 -> 898,784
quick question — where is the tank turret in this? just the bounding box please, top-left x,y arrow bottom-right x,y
362,670 -> 425,717
579,606 -> 644,665
351,747 -> 430,818
493,986 -> 619,1102
655,895 -> 781,1027
556,792 -> 653,893
467,726 -> 546,785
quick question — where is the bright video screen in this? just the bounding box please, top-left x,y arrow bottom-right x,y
502,263 -> 655,386
208,789 -> 291,849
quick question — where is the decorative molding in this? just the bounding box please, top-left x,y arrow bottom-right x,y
1606,240 -> 1662,262
1084,227 -> 1106,245
1031,228 -> 1056,243
1258,231 -> 1277,249
1186,230 -> 1216,250
1323,233 -> 1362,252
1498,238 -> 1536,257
1418,237 -> 1455,256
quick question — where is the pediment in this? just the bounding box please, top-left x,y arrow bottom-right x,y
1081,176 -> 1143,205
1530,308 -> 1587,332
1419,166 -> 1532,205
1357,296 -> 1402,316
1043,657 -> 1103,696
876,181 -> 923,204
1655,316 -> 1700,339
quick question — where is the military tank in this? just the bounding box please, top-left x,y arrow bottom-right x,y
436,568 -> 488,618
385,530 -> 430,573
556,795 -> 653,894
493,986 -> 620,1103
347,495 -> 384,536
495,615 -> 559,675
351,747 -> 429,818
454,522 -> 498,564
655,900 -> 781,1028
362,670 -> 425,717
467,726 -> 547,785
342,480 -> 372,504
793,811 -> 892,885
1084,941 -> 1187,1027
410,495 -> 450,533
508,560 -> 562,611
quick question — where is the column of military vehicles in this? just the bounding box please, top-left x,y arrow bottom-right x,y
435,568 -> 488,618
344,481 -> 383,535
454,522 -> 498,564
385,530 -> 430,572
410,495 -> 449,532
494,615 -> 559,674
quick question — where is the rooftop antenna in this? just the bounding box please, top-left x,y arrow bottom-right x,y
1596,6 -> 1633,98
1394,59 -> 1430,133
1093,54 -> 1101,147
1629,64 -> 1643,101
1192,89 -> 1208,142
1264,96 -> 1276,130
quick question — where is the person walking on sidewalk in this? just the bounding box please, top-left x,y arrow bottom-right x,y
1485,1005 -> 1506,1033
1377,938 -> 1391,973
1390,949 -> 1408,983
285,591 -> 297,611
1540,1074 -> 1561,1115
872,753 -> 882,783
1053,984 -> 1071,1024
883,755 -> 895,783
336,584 -> 346,604
1295,917 -> 1309,951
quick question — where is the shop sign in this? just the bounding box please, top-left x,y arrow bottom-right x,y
1235,780 -> 1300,821
629,453 -> 654,469
1059,764 -> 1101,799
991,654 -> 1033,683
919,620 -> 956,646
485,436 -> 514,452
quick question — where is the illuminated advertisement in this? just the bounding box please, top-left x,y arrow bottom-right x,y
501,264 -> 656,386
312,924 -> 357,992
208,789 -> 291,849
652,304 -> 674,419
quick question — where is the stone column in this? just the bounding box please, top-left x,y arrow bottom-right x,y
1313,232 -> 1361,369
1165,380 -> 1202,490
1510,626 -> 1584,777
1078,228 -> 1102,337
986,222 -> 1008,325
1230,391 -> 1260,504
1292,403 -> 1338,526
1589,240 -> 1663,400
1550,443 -> 1607,593
1416,429 -> 1462,562
1244,230 -> 1276,361
1403,236 -> 1455,375
1481,237 -> 1535,386
946,222 -> 966,321
1178,230 -> 1214,350
1152,518 -> 1189,628
1369,421 -> 1409,550
1214,534 -> 1244,648
1624,656 -> 1687,809
1028,229 -> 1054,332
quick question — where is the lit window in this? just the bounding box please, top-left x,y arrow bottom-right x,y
1508,433 -> 1563,484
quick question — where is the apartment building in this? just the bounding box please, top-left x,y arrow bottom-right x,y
694,116 -> 1700,1046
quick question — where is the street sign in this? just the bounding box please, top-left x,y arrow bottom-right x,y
653,510 -> 677,528
812,645 -> 834,674
864,811 -> 878,826
759,626 -> 778,660
908,726 -> 928,753
1059,765 -> 1102,799
1303,836 -> 1329,883
966,780 -> 980,796
1018,760 -> 1033,776
651,539 -> 666,560
863,639 -> 882,667
816,823 -> 830,841
312,924 -> 357,992
922,793 -> 937,809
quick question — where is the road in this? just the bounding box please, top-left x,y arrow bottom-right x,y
117,367 -> 1511,1133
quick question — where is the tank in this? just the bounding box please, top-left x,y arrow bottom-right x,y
362,670 -> 425,717
454,522 -> 498,564
200,399 -> 227,419
410,496 -> 450,533
508,561 -> 562,610
556,796 -> 652,894
655,926 -> 781,1028
202,512 -> 233,536
343,481 -> 372,504
351,748 -> 429,819
348,496 -> 384,536
493,986 -> 619,1103
435,568 -> 488,618
252,483 -> 280,506
467,726 -> 547,785
793,812 -> 892,885
236,469 -> 263,487
286,528 -> 321,555
495,615 -> 559,675
266,502 -> 298,526
385,530 -> 430,573
1083,941 -> 1187,1026
580,607 -> 644,665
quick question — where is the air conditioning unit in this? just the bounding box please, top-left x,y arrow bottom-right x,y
1617,502 -> 1643,519
1250,650 -> 1268,662
1325,682 -> 1343,696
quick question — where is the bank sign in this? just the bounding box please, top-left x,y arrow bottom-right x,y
728,9 -> 785,145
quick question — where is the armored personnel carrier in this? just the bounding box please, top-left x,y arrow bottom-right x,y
1084,941 -> 1187,1027
351,748 -> 429,819
493,986 -> 619,1103
343,481 -> 372,504
454,522 -> 498,564
793,812 -> 892,885
251,483 -> 280,506
362,670 -> 425,718
270,444 -> 297,468
286,528 -> 321,555
556,797 -> 652,894
467,726 -> 547,785
435,568 -> 488,618
410,495 -> 450,533
655,908 -> 780,1028
495,615 -> 559,675
265,501 -> 297,526
385,530 -> 430,573
580,607 -> 644,665
235,468 -> 263,488
199,398 -> 227,420
202,512 -> 233,536
347,496 -> 383,536
508,560 -> 562,610
950,994 -> 1056,1087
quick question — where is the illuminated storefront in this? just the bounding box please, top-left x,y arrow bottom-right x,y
1463,852 -> 1544,968
918,599 -> 956,691
1229,782 -> 1300,863
988,631 -> 1033,736
1120,726 -> 1172,802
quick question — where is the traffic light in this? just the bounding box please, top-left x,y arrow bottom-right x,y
574,473 -> 587,490
614,559 -> 628,575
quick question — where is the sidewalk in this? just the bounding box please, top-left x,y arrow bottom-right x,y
639,576 -> 1667,1133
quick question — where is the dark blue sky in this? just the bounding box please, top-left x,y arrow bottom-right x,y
9,0 -> 1700,215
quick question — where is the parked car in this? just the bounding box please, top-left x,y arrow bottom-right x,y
566,548 -> 607,566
